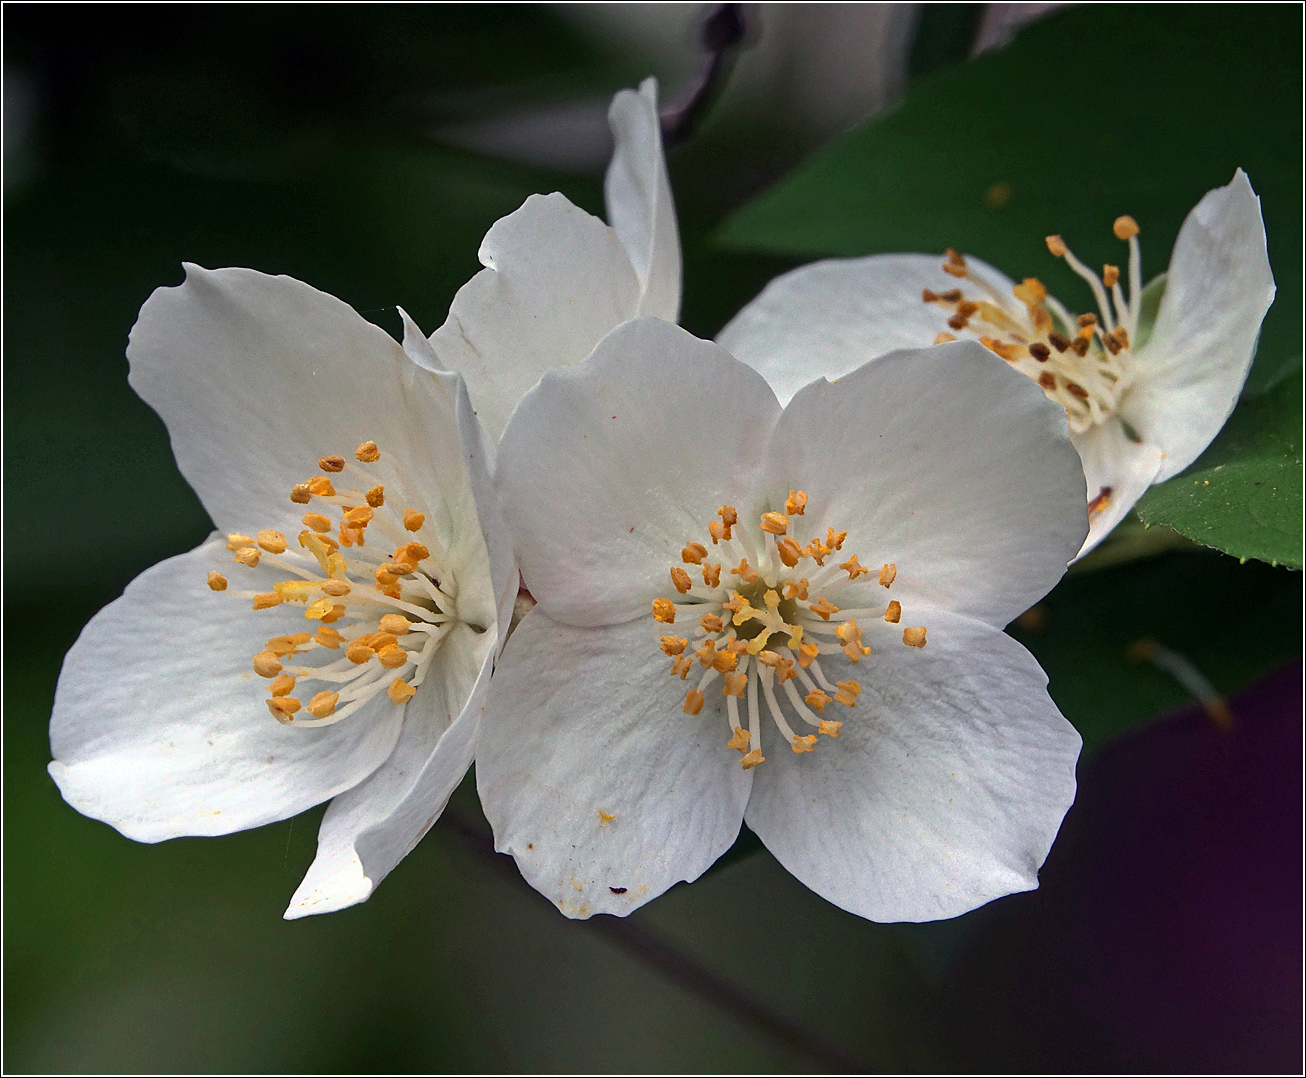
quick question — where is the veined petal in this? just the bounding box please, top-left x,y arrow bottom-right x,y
49,539 -> 404,843
284,622 -> 489,919
718,253 -> 1017,405
1129,169 -> 1276,482
426,192 -> 642,443
606,77 -> 681,322
497,317 -> 780,627
764,341 -> 1087,628
745,606 -> 1080,923
476,611 -> 752,919
1072,420 -> 1165,559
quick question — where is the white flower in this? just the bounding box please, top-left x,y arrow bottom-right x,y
476,317 -> 1087,922
422,78 -> 680,442
718,170 -> 1276,556
48,267 -> 515,919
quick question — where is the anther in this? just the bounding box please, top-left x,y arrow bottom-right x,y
206,571 -> 228,591
885,601 -> 902,623
1066,382 -> 1090,400
652,598 -> 676,624
708,521 -> 729,544
344,506 -> 374,527
682,542 -> 707,564
731,559 -> 760,584
922,288 -> 939,303
879,563 -> 897,587
728,727 -> 750,751
1046,235 -> 1068,257
1103,264 -> 1120,288
809,597 -> 839,620
947,314 -> 968,331
671,654 -> 693,679
269,674 -> 296,697
660,636 -> 688,656
939,289 -> 962,303
841,554 -> 870,579
683,689 -> 705,716
670,567 -> 693,594
695,640 -> 718,667
702,563 -> 722,588
1087,486 -> 1113,515
307,477 -> 335,497
784,578 -> 809,601
355,441 -> 381,463
314,626 -> 344,648
818,720 -> 842,738
776,537 -> 802,567
303,512 -> 332,533
252,592 -> 282,610
826,528 -> 847,550
785,490 -> 807,515
232,547 -> 261,568
290,483 -> 312,504
1113,215 -> 1140,240
1038,372 -> 1058,390
1077,313 -> 1097,327
307,691 -> 340,718
378,646 -> 409,670
718,506 -> 738,527
1013,277 -> 1047,304
365,485 -> 385,508
903,627 -> 928,648
388,679 -> 416,705
791,735 -> 818,754
700,613 -> 724,633
760,512 -> 789,535
379,614 -> 411,635
226,533 -> 256,551
253,651 -> 283,678
304,597 -> 335,621
1048,332 -> 1071,352
346,642 -> 375,665
257,530 -> 287,553
834,680 -> 861,707
1029,342 -> 1051,362
318,455 -> 346,473
321,579 -> 350,597
723,672 -> 747,697
740,749 -> 765,770
267,697 -> 301,723
934,332 -> 958,344
797,642 -> 819,668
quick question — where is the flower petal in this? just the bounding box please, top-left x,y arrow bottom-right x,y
49,539 -> 404,843
426,192 -> 642,443
1072,421 -> 1165,559
127,265 -> 471,544
1127,169 -> 1276,482
745,606 -> 1081,922
718,253 -> 1017,405
283,622 -> 490,919
476,610 -> 752,918
605,77 -> 681,322
497,317 -> 780,627
764,340 -> 1087,628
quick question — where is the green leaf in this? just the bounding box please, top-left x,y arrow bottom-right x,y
1136,372 -> 1303,568
719,4 -> 1302,395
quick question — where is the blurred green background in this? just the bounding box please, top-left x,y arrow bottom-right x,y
5,5 -> 1300,1072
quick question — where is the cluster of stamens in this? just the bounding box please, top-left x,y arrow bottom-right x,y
925,215 -> 1147,515
652,491 -> 927,769
206,441 -> 458,727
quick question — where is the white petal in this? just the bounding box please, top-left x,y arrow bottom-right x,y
1071,421 -> 1165,559
1128,169 -> 1276,482
427,192 -> 642,443
128,266 -> 465,541
49,540 -> 403,843
497,317 -> 780,627
718,253 -> 1017,405
745,606 -> 1080,922
605,77 -> 681,322
476,611 -> 751,919
283,623 -> 490,919
764,341 -> 1087,628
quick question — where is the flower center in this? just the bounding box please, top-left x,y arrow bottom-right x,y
651,491 -> 928,769
925,215 -> 1146,442
205,440 -> 461,727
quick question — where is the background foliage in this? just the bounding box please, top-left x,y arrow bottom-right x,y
5,5 -> 1300,1072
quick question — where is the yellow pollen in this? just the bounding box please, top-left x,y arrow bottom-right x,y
307,691 -> 340,718
683,689 -> 705,715
785,490 -> 807,515
791,735 -> 818,754
784,578 -> 809,601
306,476 -> 335,497
273,580 -> 317,602
682,542 -> 707,564
885,600 -> 902,623
760,511 -> 788,535
253,651 -> 283,678
670,654 -> 693,679
226,533 -> 256,551
256,529 -> 287,553
740,749 -> 765,770
1013,277 -> 1047,304
379,614 -> 411,635
206,571 -> 228,591
903,626 -> 928,648
321,579 -> 351,597
702,563 -> 722,587
232,546 -> 260,568
934,331 -> 958,345
809,597 -> 839,620
346,642 -> 375,665
388,679 -> 416,705
598,810 -> 616,824
712,649 -> 740,675
731,559 -> 760,584
652,598 -> 676,624
1103,264 -> 1120,288
252,592 -> 282,610
267,697 -> 301,723
377,646 -> 409,669
315,626 -> 345,648
879,563 -> 897,587
723,672 -> 747,697
722,592 -> 749,615
980,337 -> 1024,363
670,567 -> 693,594
660,635 -> 688,656
290,483 -> 312,504
700,613 -> 724,633
303,512 -> 332,533
1113,214 -> 1140,240
366,485 -> 385,508
805,540 -> 830,565
355,440 -> 381,463
1046,234 -> 1068,257
841,554 -> 870,579
776,537 -> 803,567
797,641 -> 819,668
728,726 -> 750,751
321,604 -> 346,624
268,674 -> 296,697
818,720 -> 843,738
393,508 -> 422,532
806,689 -> 831,713
695,639 -> 718,667
265,633 -> 310,656
835,620 -> 860,644
318,455 -> 346,473
304,597 -> 335,621
344,506 -> 374,527
708,520 -> 729,544
834,680 -> 861,707
826,528 -> 847,550
718,505 -> 738,527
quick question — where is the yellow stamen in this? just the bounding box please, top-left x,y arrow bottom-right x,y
1103,264 -> 1120,288
805,689 -> 831,713
791,735 -> 818,754
346,642 -> 375,665
232,546 -> 260,568
682,542 -> 707,564
377,646 -> 409,669
652,598 -> 676,624
303,512 -> 332,533
818,720 -> 842,738
355,440 -> 381,463
834,680 -> 861,707
885,601 -> 902,623
268,674 -> 296,697
388,679 -> 416,705
252,592 -> 282,610
206,571 -> 228,591
934,331 -> 958,345
840,554 -> 870,579
809,597 -> 839,621
318,455 -> 346,473
784,578 -> 809,601
315,626 -> 345,648
306,476 -> 335,496
879,563 -> 897,587
267,697 -> 301,723
702,563 -> 721,588
253,651 -> 283,678
903,627 -> 928,648
1013,277 -> 1047,304
740,749 -> 765,770
683,689 -> 705,715
700,613 -> 724,633
731,559 -> 760,584
797,641 -> 819,668
1112,214 -> 1139,240
785,490 -> 807,515
1046,234 -> 1068,257
379,614 -> 411,635
304,597 -> 334,621
256,529 -> 287,554
366,485 -> 385,508
307,691 -> 339,718
723,672 -> 747,697
776,537 -> 803,567
670,654 -> 693,679
321,579 -> 351,597
290,483 -> 312,505
670,567 -> 693,594
660,635 -> 688,656
760,511 -> 789,535
727,726 -> 750,751
344,506 -> 374,527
